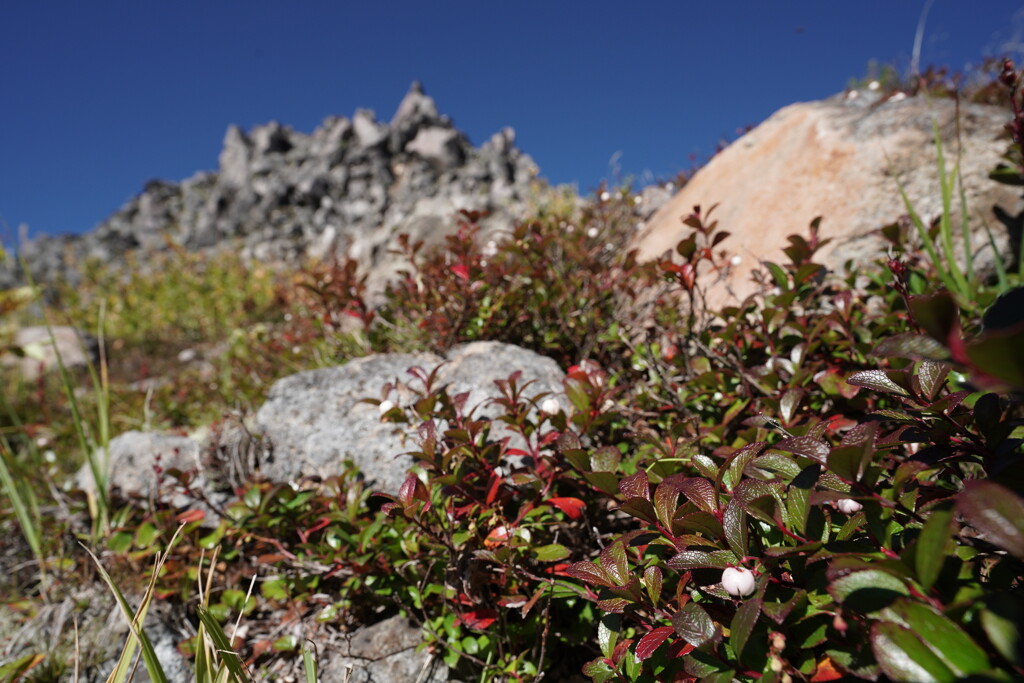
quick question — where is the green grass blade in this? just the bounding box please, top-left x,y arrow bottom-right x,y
932,121 -> 969,297
0,437 -> 44,571
19,260 -> 110,536
83,525 -> 186,683
195,607 -> 249,681
895,178 -> 957,293
302,643 -> 318,683
85,547 -> 163,683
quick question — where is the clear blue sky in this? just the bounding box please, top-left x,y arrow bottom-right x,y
2,1 -> 1023,242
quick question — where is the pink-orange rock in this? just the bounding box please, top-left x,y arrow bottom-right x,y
632,91 -> 1023,308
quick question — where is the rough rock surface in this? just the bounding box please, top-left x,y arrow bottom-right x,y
318,615 -> 448,683
2,83 -> 540,294
255,342 -> 566,492
76,430 -> 204,505
632,91 -> 1024,307
1,325 -> 97,379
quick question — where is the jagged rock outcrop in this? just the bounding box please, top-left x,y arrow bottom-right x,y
2,82 -> 540,291
632,90 -> 1024,307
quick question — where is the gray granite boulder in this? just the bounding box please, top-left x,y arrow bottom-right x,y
255,342 -> 566,492
76,430 -> 203,505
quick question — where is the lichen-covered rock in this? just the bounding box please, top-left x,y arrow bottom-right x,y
632,90 -> 1024,308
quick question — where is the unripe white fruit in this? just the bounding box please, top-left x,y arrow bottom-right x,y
835,498 -> 863,515
378,400 -> 395,415
721,566 -> 756,597
540,398 -> 561,415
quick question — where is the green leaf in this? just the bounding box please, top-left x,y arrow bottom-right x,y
619,497 -> 658,524
775,435 -> 830,463
261,577 -> 290,601
872,333 -> 950,361
887,599 -> 990,677
591,446 -> 621,472
666,549 -> 735,570
786,465 -> 818,536
967,327 -> 1024,390
654,479 -> 681,529
584,471 -> 620,496
600,541 -> 630,586
302,644 -> 318,683
871,621 -> 956,683
722,500 -> 748,558
914,507 -> 953,590
643,566 -> 663,605
765,262 -> 788,288
534,543 -> 570,562
273,634 -> 300,652
581,657 -> 616,683
957,481 -> 1024,559
979,594 -> 1023,666
730,597 -> 761,664
598,615 -> 619,659
916,361 -> 950,400
829,568 -> 909,613
847,369 -> 909,396
672,603 -> 718,648
910,292 -> 960,345
107,530 -> 133,554
196,607 -> 249,680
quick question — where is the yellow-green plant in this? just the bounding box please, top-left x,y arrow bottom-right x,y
895,118 -> 1021,311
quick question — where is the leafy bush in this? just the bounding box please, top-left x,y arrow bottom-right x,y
3,64 -> 1024,682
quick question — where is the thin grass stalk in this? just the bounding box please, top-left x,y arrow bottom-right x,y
894,179 -> 957,292
0,436 -> 44,580
85,524 -> 184,683
20,262 -> 110,535
932,121 -> 970,296
302,643 -> 318,683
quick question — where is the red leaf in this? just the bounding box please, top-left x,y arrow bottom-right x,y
810,655 -> 845,682
176,509 -> 205,523
548,496 -> 586,519
484,525 -> 510,548
485,473 -> 502,505
458,608 -> 498,630
635,626 -> 675,661
451,264 -> 470,281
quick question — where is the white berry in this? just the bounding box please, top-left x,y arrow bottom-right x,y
836,498 -> 863,515
721,566 -> 756,597
378,400 -> 395,415
540,398 -> 561,415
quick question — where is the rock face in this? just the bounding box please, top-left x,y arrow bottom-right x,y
2,325 -> 97,379
2,83 -> 540,292
632,91 -> 1024,307
76,430 -> 205,506
255,342 -> 566,492
318,615 -> 447,683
